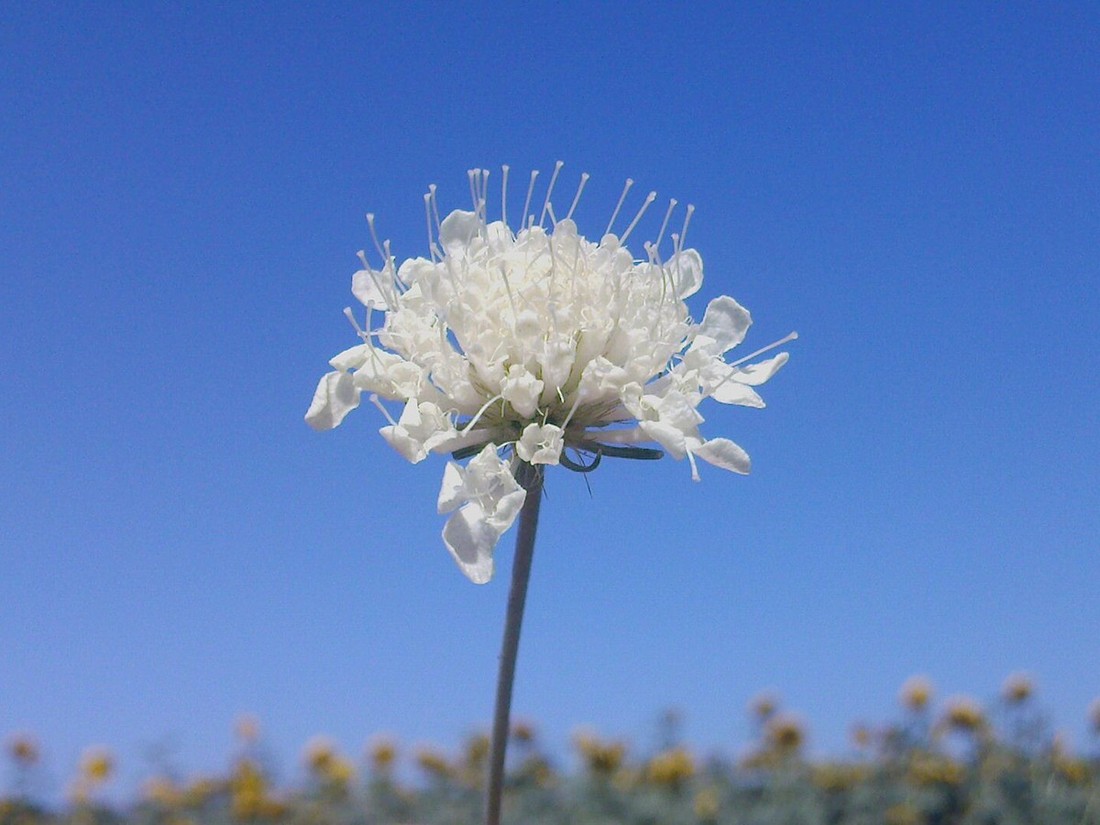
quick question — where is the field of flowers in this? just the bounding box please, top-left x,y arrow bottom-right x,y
5,675 -> 1099,825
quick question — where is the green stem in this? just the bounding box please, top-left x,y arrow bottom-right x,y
485,461 -> 544,825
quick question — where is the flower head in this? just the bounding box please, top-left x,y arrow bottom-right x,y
307,164 -> 794,582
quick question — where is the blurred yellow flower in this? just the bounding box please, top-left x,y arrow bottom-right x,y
181,776 -> 219,807
908,752 -> 964,786
766,714 -> 806,753
693,785 -> 720,820
573,729 -> 626,776
143,776 -> 182,808
813,763 -> 869,792
415,747 -> 453,780
463,733 -> 490,770
368,736 -> 397,772
850,723 -> 873,750
234,715 -> 261,744
6,734 -> 39,767
1002,672 -> 1034,704
645,746 -> 695,790
303,736 -> 337,774
80,747 -> 114,784
511,719 -> 536,744
749,692 -> 778,721
230,758 -> 284,819
899,675 -> 933,712
940,696 -> 986,733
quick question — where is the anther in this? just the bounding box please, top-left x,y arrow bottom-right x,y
366,213 -> 387,263
342,306 -> 367,340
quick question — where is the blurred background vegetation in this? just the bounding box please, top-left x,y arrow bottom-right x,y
5,674 -> 1099,825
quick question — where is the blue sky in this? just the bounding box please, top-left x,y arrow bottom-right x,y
2,1 -> 1098,800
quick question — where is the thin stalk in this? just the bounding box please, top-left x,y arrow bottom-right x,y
484,461 -> 544,825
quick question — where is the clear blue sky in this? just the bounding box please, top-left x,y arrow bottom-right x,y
2,1 -> 1097,801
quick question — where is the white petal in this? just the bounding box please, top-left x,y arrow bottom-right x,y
487,488 -> 527,533
697,295 -> 752,353
437,462 -> 466,514
379,425 -> 428,463
442,504 -> 498,584
640,420 -> 688,459
352,269 -> 391,310
328,343 -> 372,371
709,380 -> 765,407
668,249 -> 704,299
693,437 -> 751,475
304,371 -> 361,431
439,209 -> 480,251
730,352 -> 789,386
515,423 -> 564,465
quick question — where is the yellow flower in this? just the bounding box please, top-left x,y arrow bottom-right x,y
813,763 -> 868,792
6,734 -> 39,767
80,747 -> 114,784
748,692 -> 778,721
573,729 -> 626,775
940,696 -> 986,733
1002,672 -> 1034,704
368,736 -> 398,772
463,733 -> 490,771
766,714 -> 806,753
143,777 -> 182,807
899,675 -> 933,712
645,747 -> 695,790
234,715 -> 261,744
693,785 -> 720,820
181,776 -> 219,807
415,747 -> 453,780
908,753 -> 965,786
850,724 -> 873,750
303,736 -> 337,774
230,758 -> 282,820
511,719 -> 536,744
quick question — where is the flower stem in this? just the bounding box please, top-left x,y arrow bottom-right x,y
485,461 -> 544,825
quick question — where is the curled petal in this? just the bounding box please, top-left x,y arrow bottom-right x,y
692,437 -> 751,475
729,352 -> 789,386
515,423 -> 564,465
352,269 -> 392,310
441,503 -> 499,584
439,209 -> 480,252
709,379 -> 766,408
696,295 -> 752,354
305,371 -> 361,431
668,248 -> 704,298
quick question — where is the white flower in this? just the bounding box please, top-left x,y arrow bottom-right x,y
306,164 -> 794,582
436,445 -> 528,584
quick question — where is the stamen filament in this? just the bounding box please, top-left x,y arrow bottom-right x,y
565,172 -> 590,220
539,160 -> 564,226
728,331 -> 800,368
605,178 -> 634,236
